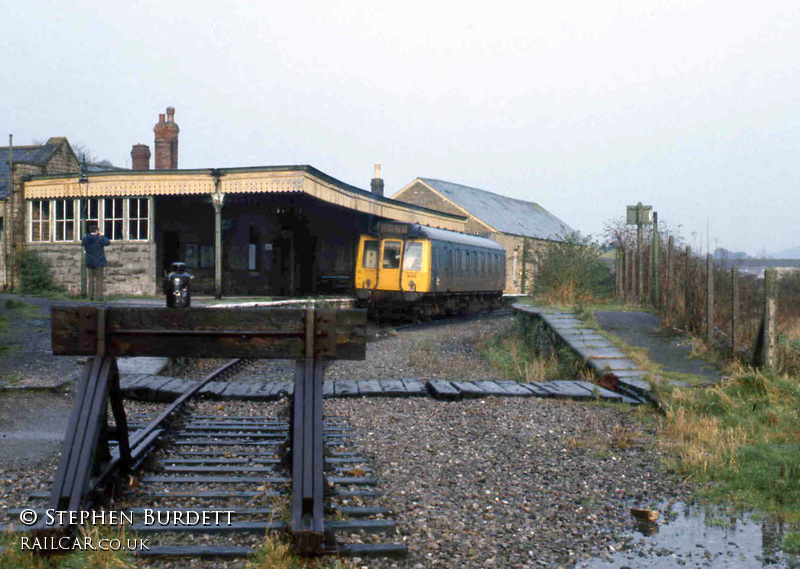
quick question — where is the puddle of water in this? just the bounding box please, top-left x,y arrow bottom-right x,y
575,501 -> 799,569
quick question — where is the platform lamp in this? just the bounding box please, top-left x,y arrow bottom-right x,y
78,156 -> 89,297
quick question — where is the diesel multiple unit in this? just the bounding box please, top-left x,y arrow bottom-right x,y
354,222 -> 505,317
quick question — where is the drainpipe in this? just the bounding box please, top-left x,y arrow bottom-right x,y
211,169 -> 225,299
6,135 -> 14,290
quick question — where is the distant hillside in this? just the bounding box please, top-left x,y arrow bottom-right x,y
770,246 -> 800,259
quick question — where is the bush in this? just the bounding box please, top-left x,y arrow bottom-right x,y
533,231 -> 613,304
18,250 -> 63,294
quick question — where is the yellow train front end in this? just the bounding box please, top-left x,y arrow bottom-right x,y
354,232 -> 431,302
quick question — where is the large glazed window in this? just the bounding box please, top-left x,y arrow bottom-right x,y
403,242 -> 423,271
104,198 -> 124,239
382,240 -> 402,269
54,199 -> 75,242
129,198 -> 149,241
31,200 -> 50,242
362,240 -> 379,268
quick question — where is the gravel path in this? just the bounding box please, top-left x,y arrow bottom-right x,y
0,311 -> 692,569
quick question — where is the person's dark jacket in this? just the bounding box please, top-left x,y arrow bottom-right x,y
82,233 -> 111,268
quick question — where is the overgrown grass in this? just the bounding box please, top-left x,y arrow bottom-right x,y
658,372 -> 800,518
246,532 -> 357,569
0,524 -> 136,569
479,316 -> 586,381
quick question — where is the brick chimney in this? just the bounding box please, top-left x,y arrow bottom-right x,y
153,106 -> 179,169
370,163 -> 384,197
130,144 -> 151,170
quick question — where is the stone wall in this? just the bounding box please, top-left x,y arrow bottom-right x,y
27,241 -> 156,296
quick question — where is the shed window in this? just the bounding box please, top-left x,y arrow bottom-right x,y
82,198 -> 99,232
403,242 -> 423,271
382,241 -> 402,269
362,240 -> 379,268
31,200 -> 50,242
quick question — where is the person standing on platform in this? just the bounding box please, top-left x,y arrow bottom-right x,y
82,224 -> 111,301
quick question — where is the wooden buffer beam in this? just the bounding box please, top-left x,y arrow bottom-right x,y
50,305 -> 367,554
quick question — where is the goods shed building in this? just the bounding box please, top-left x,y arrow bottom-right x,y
392,178 -> 573,294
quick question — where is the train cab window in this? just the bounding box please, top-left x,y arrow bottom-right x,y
382,240 -> 402,269
362,240 -> 379,269
403,242 -> 423,271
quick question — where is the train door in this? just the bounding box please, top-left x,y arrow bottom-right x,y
355,237 -> 379,290
377,239 -> 403,290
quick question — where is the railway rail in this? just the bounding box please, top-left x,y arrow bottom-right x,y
7,304 -> 406,561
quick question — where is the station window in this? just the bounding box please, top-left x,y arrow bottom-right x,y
30,200 -> 50,242
104,198 -> 124,240
362,240 -> 379,268
382,241 -> 402,269
403,242 -> 423,271
54,199 -> 75,242
82,198 -> 100,232
128,198 -> 149,241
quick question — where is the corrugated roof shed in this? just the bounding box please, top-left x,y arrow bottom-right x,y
0,142 -> 62,199
419,178 -> 574,241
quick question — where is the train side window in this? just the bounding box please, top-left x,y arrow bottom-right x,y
403,242 -> 423,271
382,240 -> 402,269
362,240 -> 379,269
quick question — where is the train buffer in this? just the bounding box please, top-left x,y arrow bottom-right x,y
45,304 -> 401,557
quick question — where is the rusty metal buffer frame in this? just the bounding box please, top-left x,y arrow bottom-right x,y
49,305 -> 367,554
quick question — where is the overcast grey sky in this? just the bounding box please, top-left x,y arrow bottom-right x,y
3,0 -> 798,255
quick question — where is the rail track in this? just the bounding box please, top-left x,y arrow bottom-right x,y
11,356 -> 405,561
2,305 -> 410,563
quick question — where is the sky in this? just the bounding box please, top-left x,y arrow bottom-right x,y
2,0 -> 799,256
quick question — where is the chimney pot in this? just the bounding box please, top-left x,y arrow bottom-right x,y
131,144 -> 151,170
159,113 -> 166,123
154,106 -> 179,169
370,163 -> 384,197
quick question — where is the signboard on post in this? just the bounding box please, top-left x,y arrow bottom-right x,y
626,205 -> 653,225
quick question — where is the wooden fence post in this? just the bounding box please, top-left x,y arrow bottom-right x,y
637,202 -> 643,303
764,268 -> 778,370
731,267 -> 738,360
652,212 -> 660,308
684,246 -> 692,326
666,235 -> 674,311
706,253 -> 714,342
616,247 -> 624,300
627,248 -> 634,302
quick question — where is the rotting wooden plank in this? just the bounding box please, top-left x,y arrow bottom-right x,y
328,476 -> 377,486
426,380 -> 461,400
494,381 -> 534,396
134,545 -> 253,559
379,379 -> 408,396
473,380 -> 511,396
323,381 -> 335,398
51,306 -> 367,360
541,381 -> 594,400
451,381 -> 486,398
132,520 -> 285,535
199,382 -> 227,397
356,380 -> 383,396
221,383 -> 253,399
334,380 -> 360,398
517,382 -> 552,397
401,378 -> 428,396
141,475 -> 289,484
326,519 -> 395,535
568,380 -> 625,401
